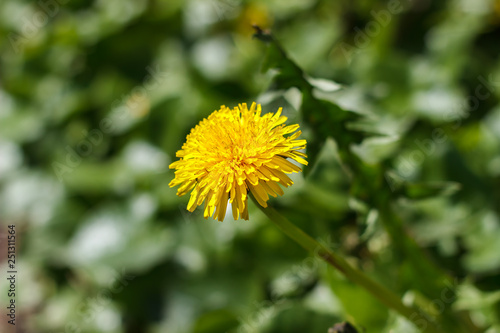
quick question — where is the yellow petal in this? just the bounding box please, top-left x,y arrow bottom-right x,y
248,181 -> 268,207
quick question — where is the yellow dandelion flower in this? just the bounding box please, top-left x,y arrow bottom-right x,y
169,102 -> 307,221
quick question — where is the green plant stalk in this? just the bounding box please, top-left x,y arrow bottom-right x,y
250,194 -> 444,333
253,27 -> 477,332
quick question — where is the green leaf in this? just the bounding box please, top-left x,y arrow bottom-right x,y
254,25 -> 371,173
326,269 -> 389,331
193,309 -> 239,333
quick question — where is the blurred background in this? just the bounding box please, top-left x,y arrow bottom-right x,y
1,0 -> 500,332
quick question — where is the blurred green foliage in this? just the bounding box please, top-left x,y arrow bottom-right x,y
1,0 -> 500,332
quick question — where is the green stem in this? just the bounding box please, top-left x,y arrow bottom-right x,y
250,195 -> 444,333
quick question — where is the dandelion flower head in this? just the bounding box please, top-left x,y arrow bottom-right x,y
169,102 -> 307,221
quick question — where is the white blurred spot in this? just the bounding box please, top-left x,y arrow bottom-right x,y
175,246 -> 206,272
307,76 -> 342,92
283,87 -> 303,111
191,36 -> 232,80
0,90 -> 15,117
184,0 -> 220,35
412,88 -> 464,120
130,193 -> 157,221
484,106 -> 500,141
304,283 -> 341,314
0,141 -> 23,177
123,141 -> 169,174
456,0 -> 492,14
0,173 -> 64,225
69,215 -> 125,264
95,307 -> 120,331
